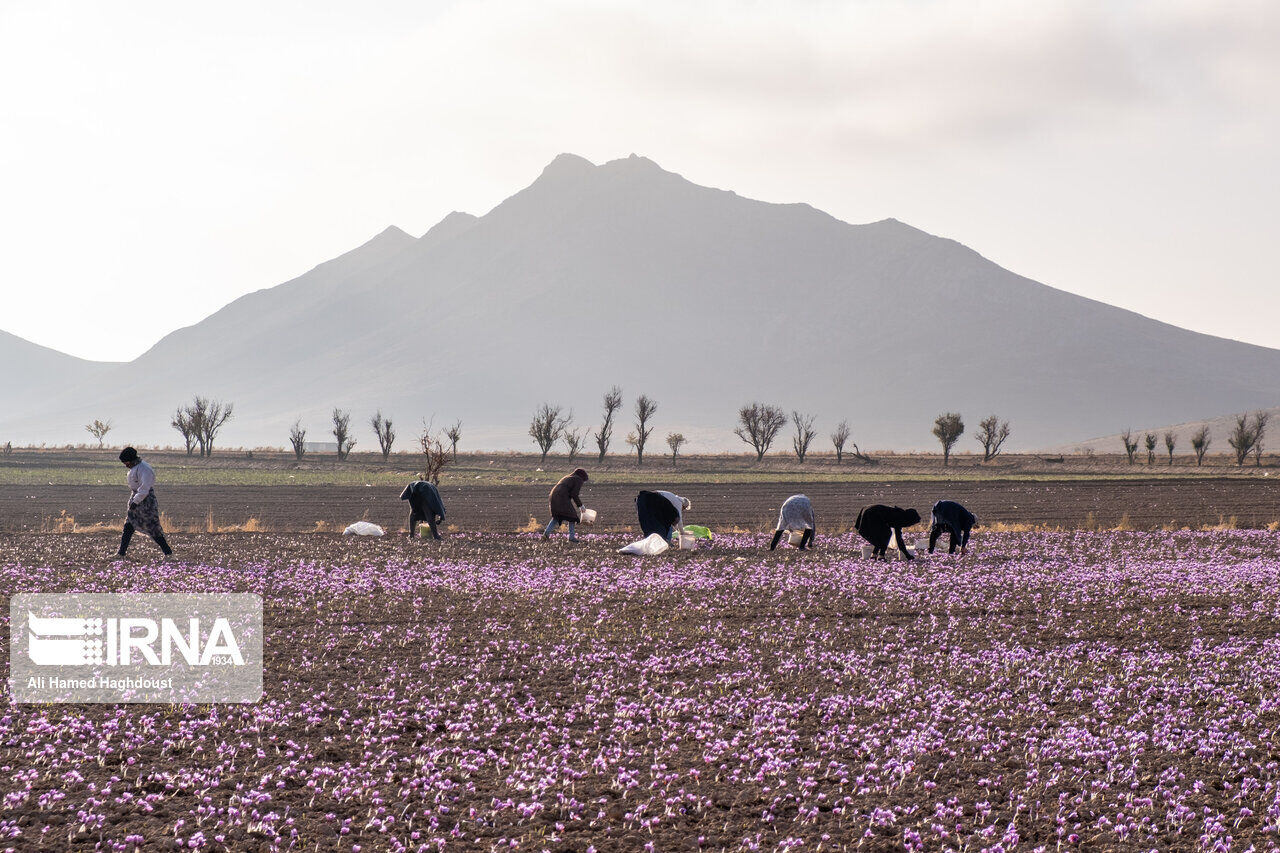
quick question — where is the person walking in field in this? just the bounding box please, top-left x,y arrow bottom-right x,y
635,490 -> 691,540
543,468 -> 589,542
928,499 -> 977,555
116,447 -> 173,558
401,474 -> 446,540
770,494 -> 815,550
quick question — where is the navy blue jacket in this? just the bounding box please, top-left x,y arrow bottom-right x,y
400,481 -> 445,520
931,500 -> 976,534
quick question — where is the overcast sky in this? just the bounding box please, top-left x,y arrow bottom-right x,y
3,0 -> 1277,362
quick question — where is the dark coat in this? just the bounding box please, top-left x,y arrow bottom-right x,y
636,490 -> 680,539
401,481 -> 445,520
854,504 -> 921,550
930,500 -> 976,536
548,469 -> 588,522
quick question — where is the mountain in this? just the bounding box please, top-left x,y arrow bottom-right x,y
0,331 -> 116,433
3,152 -> 1280,452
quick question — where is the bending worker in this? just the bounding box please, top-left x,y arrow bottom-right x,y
770,494 -> 815,550
928,499 -> 977,556
401,474 -> 446,540
636,489 -> 690,540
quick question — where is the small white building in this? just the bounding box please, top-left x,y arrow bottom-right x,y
304,441 -> 339,453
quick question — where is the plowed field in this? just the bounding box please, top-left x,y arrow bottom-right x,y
4,478 -> 1280,534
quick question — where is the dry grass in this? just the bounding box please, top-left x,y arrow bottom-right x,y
37,510 -> 117,534
1201,514 -> 1241,531
981,521 -> 1063,533
40,511 -> 270,535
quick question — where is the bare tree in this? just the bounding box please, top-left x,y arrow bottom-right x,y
188,397 -> 233,457
666,432 -> 685,466
633,394 -> 657,467
624,431 -> 639,460
564,427 -> 585,463
830,420 -> 851,464
371,411 -> 396,462
1144,432 -> 1157,466
932,413 -> 965,466
529,404 -> 570,463
974,415 -> 1011,462
188,397 -> 208,456
332,408 -> 356,461
1120,429 -> 1139,465
1252,411 -> 1270,467
85,419 -> 112,448
791,411 -> 816,463
418,423 -> 450,485
1190,425 -> 1211,467
1228,413 -> 1258,467
171,408 -> 197,456
1164,431 -> 1176,466
445,420 -> 463,460
289,419 -> 307,460
594,386 -> 623,463
734,403 -> 787,462
849,442 -> 876,464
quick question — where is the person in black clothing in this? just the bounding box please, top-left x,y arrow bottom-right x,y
854,504 -> 921,560
928,499 -> 977,555
401,474 -> 446,540
635,490 -> 688,540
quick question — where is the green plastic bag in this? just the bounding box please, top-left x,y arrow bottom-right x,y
683,525 -> 712,540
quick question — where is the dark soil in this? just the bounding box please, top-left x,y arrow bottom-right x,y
3,478 -> 1280,533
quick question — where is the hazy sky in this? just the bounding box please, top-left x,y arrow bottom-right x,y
3,0 -> 1278,362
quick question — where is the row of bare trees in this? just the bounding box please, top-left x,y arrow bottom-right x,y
733,404 -> 876,464
1119,413 -> 1267,468
929,414 -> 1013,466
529,388 -> 662,465
87,399 -> 1276,470
286,411 -> 464,464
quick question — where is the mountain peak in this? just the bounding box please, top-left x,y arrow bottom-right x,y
364,225 -> 416,250
540,153 -> 595,179
602,153 -> 663,172
420,211 -> 479,246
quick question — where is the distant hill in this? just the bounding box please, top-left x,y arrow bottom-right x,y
3,153 -> 1279,452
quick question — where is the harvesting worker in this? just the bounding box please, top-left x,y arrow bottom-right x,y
770,494 -> 815,550
401,474 -> 446,540
543,468 -> 589,542
854,503 -> 921,560
116,446 -> 173,558
928,499 -> 977,556
635,490 -> 691,541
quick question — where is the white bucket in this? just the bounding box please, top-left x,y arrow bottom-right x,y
579,508 -> 597,524
677,531 -> 697,550
861,544 -> 874,558
788,531 -> 804,546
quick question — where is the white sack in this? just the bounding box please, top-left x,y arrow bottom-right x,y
343,521 -> 385,537
617,532 -> 670,556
